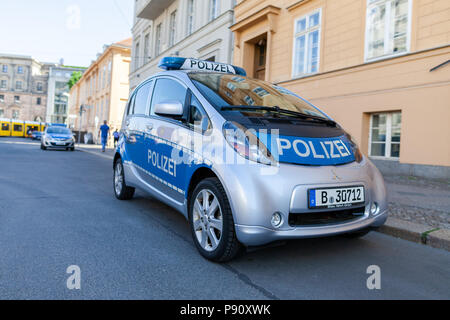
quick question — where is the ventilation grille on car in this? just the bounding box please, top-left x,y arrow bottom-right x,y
288,206 -> 365,226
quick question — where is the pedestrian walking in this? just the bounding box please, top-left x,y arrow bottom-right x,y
98,120 -> 110,152
113,129 -> 120,148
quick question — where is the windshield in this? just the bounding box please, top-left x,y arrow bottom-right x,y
188,73 -> 328,119
47,127 -> 71,134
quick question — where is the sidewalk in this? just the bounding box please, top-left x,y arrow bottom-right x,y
76,143 -> 115,160
77,144 -> 450,250
380,174 -> 450,251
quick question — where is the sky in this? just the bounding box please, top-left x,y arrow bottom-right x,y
0,0 -> 134,67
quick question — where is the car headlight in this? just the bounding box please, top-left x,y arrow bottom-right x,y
222,121 -> 275,165
345,133 -> 363,163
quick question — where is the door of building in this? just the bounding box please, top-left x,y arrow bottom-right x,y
254,39 -> 267,80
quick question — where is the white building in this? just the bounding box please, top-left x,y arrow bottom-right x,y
46,65 -> 85,124
131,0 -> 236,90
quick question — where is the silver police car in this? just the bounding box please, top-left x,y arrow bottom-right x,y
113,57 -> 387,262
41,126 -> 75,151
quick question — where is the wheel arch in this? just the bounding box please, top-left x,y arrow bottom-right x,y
113,152 -> 121,168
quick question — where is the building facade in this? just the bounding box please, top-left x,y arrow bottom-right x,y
130,0 -> 236,90
0,54 -> 50,122
68,39 -> 132,142
232,0 -> 450,179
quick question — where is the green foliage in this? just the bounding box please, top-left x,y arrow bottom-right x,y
68,71 -> 83,90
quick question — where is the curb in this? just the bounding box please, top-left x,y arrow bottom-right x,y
378,217 -> 450,252
77,147 -> 114,160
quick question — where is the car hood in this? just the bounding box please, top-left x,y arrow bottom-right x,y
221,111 -> 356,166
258,132 -> 355,166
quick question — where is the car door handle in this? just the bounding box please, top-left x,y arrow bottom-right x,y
145,124 -> 153,134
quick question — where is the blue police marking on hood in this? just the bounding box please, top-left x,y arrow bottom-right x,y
48,134 -> 72,139
258,133 -> 356,166
158,57 -> 247,76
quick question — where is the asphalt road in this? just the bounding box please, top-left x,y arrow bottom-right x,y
0,138 -> 449,299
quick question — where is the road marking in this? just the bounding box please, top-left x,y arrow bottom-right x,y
0,140 -> 40,146
78,147 -> 114,160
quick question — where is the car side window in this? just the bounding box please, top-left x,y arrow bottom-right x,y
189,94 -> 211,132
133,81 -> 152,115
150,78 -> 187,117
126,94 -> 136,115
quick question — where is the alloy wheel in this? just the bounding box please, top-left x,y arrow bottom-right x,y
193,189 -> 223,251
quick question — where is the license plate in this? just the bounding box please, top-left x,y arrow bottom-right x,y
309,186 -> 365,209
56,142 -> 65,145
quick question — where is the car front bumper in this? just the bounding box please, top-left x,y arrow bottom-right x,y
43,139 -> 74,148
235,210 -> 387,246
212,157 -> 388,246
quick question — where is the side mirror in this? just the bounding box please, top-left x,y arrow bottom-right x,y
154,100 -> 184,117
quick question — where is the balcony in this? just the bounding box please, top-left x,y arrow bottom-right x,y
136,0 -> 176,20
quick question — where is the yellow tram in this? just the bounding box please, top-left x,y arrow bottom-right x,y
0,118 -> 11,136
0,118 -> 49,138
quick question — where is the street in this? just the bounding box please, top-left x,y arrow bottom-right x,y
0,138 -> 449,300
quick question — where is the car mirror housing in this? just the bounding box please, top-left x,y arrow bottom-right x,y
154,101 -> 184,117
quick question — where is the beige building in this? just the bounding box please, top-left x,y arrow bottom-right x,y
69,39 -> 132,143
231,0 -> 450,179
0,54 -> 50,122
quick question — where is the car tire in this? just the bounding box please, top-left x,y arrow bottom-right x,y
342,228 -> 371,238
189,177 -> 242,262
70,147 -> 75,151
41,144 -> 46,150
113,158 -> 135,200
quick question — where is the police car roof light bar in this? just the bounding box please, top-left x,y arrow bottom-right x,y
158,57 -> 247,76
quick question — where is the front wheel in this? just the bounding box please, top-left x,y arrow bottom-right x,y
41,144 -> 46,150
189,178 -> 242,262
113,158 -> 135,200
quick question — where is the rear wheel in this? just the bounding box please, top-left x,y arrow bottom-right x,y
113,158 -> 135,200
189,178 -> 242,262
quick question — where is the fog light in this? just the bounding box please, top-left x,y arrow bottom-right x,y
271,212 -> 283,228
370,202 -> 379,215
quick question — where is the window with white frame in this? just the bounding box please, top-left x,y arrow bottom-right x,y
155,24 -> 162,56
292,9 -> 321,77
134,41 -> 140,71
16,81 -> 23,90
169,10 -> 177,47
209,0 -> 219,21
144,32 -> 150,63
187,0 -> 195,36
365,0 -> 410,60
369,112 -> 401,158
2,65 -> 7,73
0,80 -> 6,89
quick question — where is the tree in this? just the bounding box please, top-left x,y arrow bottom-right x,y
68,71 -> 83,90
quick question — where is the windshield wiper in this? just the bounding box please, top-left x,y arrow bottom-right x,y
220,105 -> 336,126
